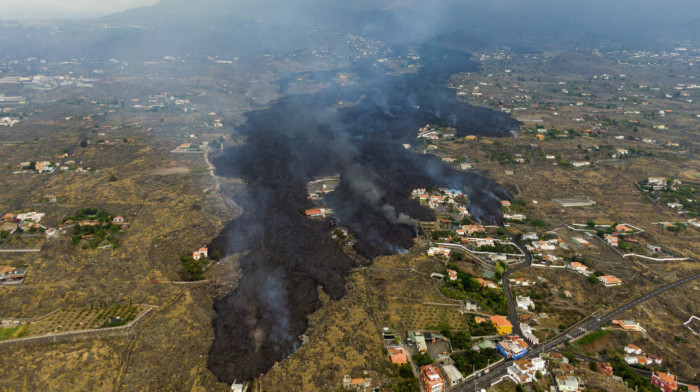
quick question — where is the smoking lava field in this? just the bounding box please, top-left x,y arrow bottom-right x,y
208,43 -> 518,382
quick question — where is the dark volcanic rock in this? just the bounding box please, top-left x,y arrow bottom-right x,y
208,44 -> 517,382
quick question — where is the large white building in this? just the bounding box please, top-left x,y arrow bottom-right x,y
507,358 -> 547,384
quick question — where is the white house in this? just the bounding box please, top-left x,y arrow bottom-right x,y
507,358 -> 546,384
427,247 -> 451,257
648,177 -> 666,189
532,241 -> 555,251
488,254 -> 507,262
16,212 -> 45,223
624,344 -> 643,355
521,323 -> 539,345
476,238 -> 495,247
556,376 -> 580,392
604,234 -> 619,247
570,262 -> 589,274
516,296 -> 534,311
447,269 -> 458,281
510,278 -> 534,286
522,232 -> 538,241
598,275 -> 622,287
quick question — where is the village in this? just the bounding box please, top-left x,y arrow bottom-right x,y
0,12 -> 698,392
331,45 -> 700,392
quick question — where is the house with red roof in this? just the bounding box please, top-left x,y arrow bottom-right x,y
388,347 -> 407,365
569,262 -> 589,274
651,371 -> 678,392
598,275 -> 622,287
447,269 -> 458,281
420,364 -> 445,392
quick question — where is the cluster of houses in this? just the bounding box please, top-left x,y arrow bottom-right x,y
406,331 -> 439,354
411,188 -> 468,214
0,117 -> 20,127
522,234 -> 566,265
507,352 -> 580,392
1,211 -> 58,238
392,330 -> 464,390
525,236 -> 563,253
497,334 -> 529,360
18,161 -> 56,174
600,223 -> 643,248
0,265 -> 26,285
427,247 -> 451,258
567,262 -> 622,286
647,177 -> 672,190
623,344 -> 663,366
455,224 -> 486,237
507,357 -> 546,384
416,124 -> 456,140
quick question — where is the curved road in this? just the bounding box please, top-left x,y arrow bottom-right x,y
453,270 -> 700,391
500,238 -> 532,338
439,238 -> 532,338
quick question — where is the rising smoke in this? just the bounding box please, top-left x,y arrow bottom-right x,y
208,41 -> 517,383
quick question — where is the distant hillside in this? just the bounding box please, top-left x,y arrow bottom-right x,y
0,0 -> 698,61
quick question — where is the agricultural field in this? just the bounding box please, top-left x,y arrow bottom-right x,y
388,303 -> 467,331
25,304 -> 149,335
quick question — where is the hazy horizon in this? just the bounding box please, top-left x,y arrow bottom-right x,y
2,0 -> 159,20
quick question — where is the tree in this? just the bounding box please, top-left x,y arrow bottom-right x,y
412,353 -> 434,367
180,255 -> 207,281
494,261 -> 506,278
530,219 -> 546,227
80,140 -> 88,148
449,331 -> 471,350
515,384 -> 526,392
108,174 -> 118,182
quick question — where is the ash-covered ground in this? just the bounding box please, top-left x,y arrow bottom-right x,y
208,43 -> 518,382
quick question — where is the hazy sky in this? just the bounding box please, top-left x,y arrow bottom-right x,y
2,0 -> 159,20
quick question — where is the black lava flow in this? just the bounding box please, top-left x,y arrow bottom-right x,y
207,43 -> 519,383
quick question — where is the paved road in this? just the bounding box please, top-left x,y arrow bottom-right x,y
438,238 -> 531,338
453,271 -> 700,391
500,238 -> 532,338
558,350 -> 696,385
